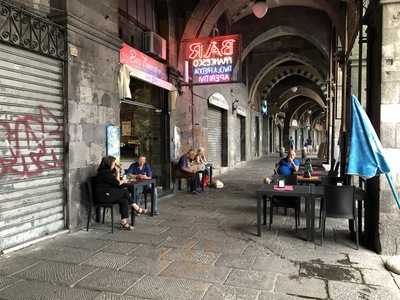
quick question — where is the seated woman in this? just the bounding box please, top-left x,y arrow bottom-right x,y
195,147 -> 207,168
194,147 -> 210,186
126,155 -> 159,214
94,156 -> 146,230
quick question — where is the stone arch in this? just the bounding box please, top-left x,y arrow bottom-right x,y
178,0 -> 343,72
248,53 -> 325,106
278,86 -> 326,109
198,0 -> 342,38
261,66 -> 327,100
288,100 -> 315,126
311,110 -> 326,127
298,103 -> 320,123
241,26 -> 328,62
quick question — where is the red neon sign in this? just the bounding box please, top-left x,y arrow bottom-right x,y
185,34 -> 240,85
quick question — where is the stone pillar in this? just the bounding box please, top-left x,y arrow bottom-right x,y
378,0 -> 400,254
53,0 -> 121,229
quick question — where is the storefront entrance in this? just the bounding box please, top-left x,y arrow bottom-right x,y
120,78 -> 170,193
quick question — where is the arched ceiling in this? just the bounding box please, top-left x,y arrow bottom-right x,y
178,0 -> 344,72
260,65 -> 327,101
240,25 -> 329,62
248,52 -> 326,106
278,86 -> 325,109
288,100 -> 315,125
197,0 -> 343,40
177,0 -> 345,128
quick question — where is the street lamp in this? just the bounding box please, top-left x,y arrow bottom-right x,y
252,1 -> 268,18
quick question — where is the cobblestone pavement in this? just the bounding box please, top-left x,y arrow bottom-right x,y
1,156 -> 400,299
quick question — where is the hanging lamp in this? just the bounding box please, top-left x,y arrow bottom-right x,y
252,1 -> 268,18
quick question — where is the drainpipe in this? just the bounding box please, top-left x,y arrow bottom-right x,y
190,83 -> 195,149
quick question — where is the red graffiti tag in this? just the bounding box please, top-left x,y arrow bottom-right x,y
0,105 -> 64,177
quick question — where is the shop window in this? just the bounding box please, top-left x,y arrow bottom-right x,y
120,78 -> 170,191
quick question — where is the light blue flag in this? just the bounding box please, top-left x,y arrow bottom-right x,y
347,95 -> 400,208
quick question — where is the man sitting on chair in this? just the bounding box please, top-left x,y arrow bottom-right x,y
126,155 -> 159,215
277,149 -> 300,176
179,149 -> 200,193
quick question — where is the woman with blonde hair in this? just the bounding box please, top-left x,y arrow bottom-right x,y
195,147 -> 207,165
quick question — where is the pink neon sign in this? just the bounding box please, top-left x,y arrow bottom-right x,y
184,34 -> 240,84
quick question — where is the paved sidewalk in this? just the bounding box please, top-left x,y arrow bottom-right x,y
0,156 -> 399,299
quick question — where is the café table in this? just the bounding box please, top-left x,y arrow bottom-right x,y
297,175 -> 323,185
257,184 -> 317,240
122,178 -> 157,224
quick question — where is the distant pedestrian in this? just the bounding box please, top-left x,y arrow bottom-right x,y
289,136 -> 294,150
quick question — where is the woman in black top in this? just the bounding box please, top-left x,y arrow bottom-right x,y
94,156 -> 145,230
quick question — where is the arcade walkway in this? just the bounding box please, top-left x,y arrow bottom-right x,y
0,156 -> 399,300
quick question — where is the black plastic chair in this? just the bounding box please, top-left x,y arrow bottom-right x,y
320,185 -> 359,249
86,177 -> 136,232
269,175 -> 301,232
86,177 -> 115,233
318,176 -> 344,228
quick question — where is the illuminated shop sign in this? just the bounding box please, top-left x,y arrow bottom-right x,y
184,34 -> 241,85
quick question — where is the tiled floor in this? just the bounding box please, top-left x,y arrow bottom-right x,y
0,156 -> 399,299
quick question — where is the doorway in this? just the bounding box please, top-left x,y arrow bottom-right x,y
120,78 -> 171,193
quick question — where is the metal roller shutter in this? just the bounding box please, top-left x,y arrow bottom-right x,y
0,43 -> 65,251
207,105 -> 222,167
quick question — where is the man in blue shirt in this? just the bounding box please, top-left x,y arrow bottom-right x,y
126,155 -> 159,215
127,156 -> 152,179
277,150 -> 300,176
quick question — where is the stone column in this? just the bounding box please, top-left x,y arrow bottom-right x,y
53,0 -> 122,229
378,0 -> 400,254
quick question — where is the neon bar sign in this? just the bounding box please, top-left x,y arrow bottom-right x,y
185,34 -> 240,85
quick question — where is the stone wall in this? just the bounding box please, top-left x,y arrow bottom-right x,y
54,0 -> 121,229
378,0 -> 400,255
12,0 -> 51,15
173,83 -> 259,174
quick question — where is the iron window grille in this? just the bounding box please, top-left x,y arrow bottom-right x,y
0,0 -> 66,60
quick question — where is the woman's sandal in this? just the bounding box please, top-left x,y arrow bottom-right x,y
119,222 -> 133,230
136,207 -> 148,215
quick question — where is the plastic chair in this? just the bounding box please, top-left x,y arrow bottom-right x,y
85,177 -> 115,233
86,177 -> 136,231
269,175 -> 301,232
320,185 -> 359,249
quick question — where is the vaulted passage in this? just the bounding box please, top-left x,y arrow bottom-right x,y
1,2 -> 400,299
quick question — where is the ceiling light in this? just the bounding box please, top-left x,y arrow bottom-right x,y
252,1 -> 268,18
291,86 -> 298,93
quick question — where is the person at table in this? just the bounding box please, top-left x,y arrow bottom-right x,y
126,155 -> 159,215
194,147 -> 211,186
126,155 -> 153,180
93,156 -> 144,230
195,147 -> 207,165
277,149 -> 300,176
179,149 -> 200,193
289,136 -> 295,150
